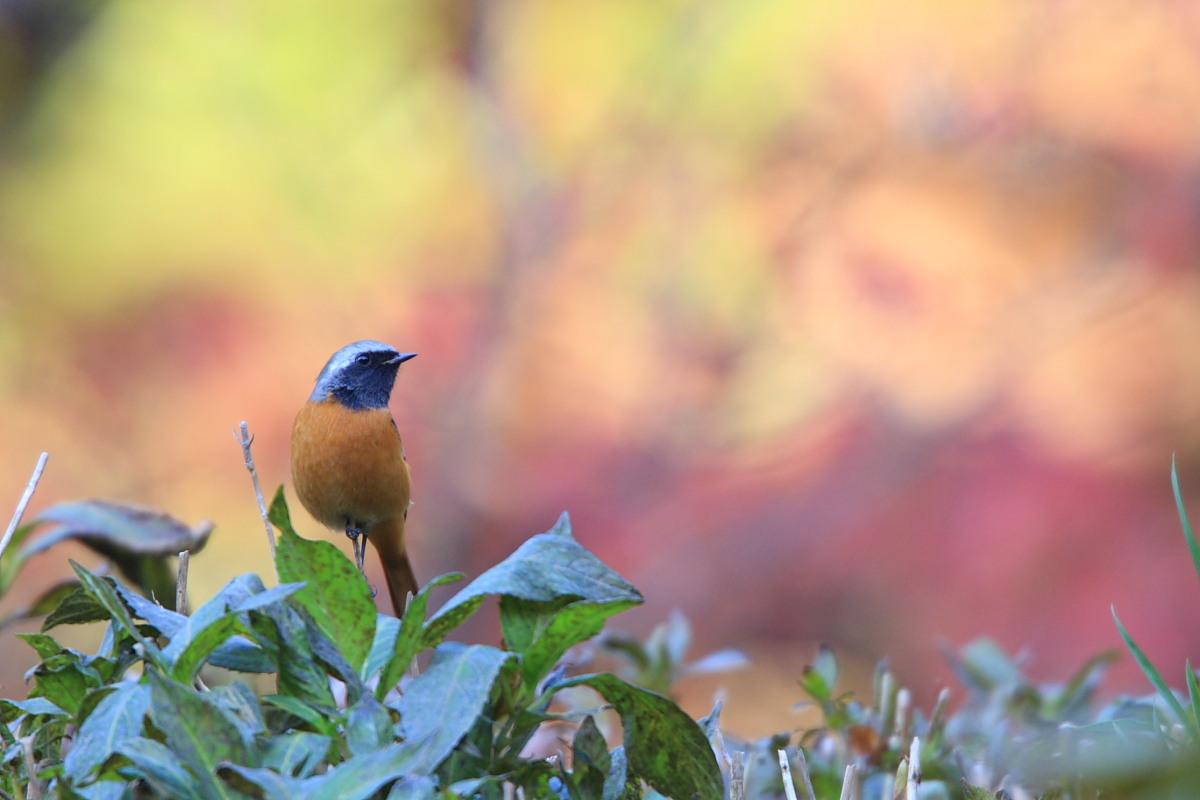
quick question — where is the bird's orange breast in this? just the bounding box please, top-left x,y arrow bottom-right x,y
290,399 -> 412,531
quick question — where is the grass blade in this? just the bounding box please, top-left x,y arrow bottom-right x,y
1186,659 -> 1200,744
1170,456 -> 1200,582
1113,605 -> 1189,729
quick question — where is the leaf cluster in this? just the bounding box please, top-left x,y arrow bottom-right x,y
1,491 -> 723,800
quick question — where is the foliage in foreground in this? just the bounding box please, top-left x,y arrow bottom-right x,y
0,473 -> 1198,799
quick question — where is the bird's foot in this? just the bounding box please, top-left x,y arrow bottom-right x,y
345,524 -> 368,573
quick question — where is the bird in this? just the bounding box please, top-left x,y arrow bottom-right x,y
290,340 -> 418,616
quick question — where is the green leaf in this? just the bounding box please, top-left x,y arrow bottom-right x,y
117,737 -> 209,800
1172,455 -> 1200,583
0,520 -> 46,595
376,572 -> 465,698
0,696 -> 68,724
604,745 -> 636,800
40,584 -> 109,630
209,682 -> 267,741
1047,649 -> 1119,721
961,783 -> 999,800
115,575 -> 283,673
146,670 -> 253,798
246,605 -> 338,712
308,742 -> 431,800
1188,660 -> 1200,744
262,732 -> 333,778
568,715 -> 610,800
168,581 -> 306,681
166,613 -> 250,683
501,597 -> 636,689
22,500 -> 211,607
274,487 -> 376,675
549,673 -> 722,800
344,693 -> 394,756
263,695 -> 338,738
18,632 -> 66,660
28,653 -> 96,716
1113,605 -> 1190,729
216,764 -> 303,800
0,579 -> 88,631
70,562 -> 166,670
396,643 -> 515,773
426,513 -> 642,645
63,682 -> 151,783
385,775 -> 438,800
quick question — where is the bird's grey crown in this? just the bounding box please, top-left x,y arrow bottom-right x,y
309,340 -> 406,408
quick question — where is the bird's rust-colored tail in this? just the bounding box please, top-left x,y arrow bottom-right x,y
369,517 -> 418,616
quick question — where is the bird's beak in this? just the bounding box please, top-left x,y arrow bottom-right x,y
391,352 -> 418,365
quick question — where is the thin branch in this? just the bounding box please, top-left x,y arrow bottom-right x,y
777,750 -> 799,800
906,737 -> 922,800
838,764 -> 859,800
235,422 -> 276,558
792,745 -> 818,800
0,452 -> 49,566
23,735 -> 42,799
730,751 -> 745,800
176,549 -> 190,615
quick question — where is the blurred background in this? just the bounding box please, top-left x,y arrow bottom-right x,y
2,0 -> 1200,736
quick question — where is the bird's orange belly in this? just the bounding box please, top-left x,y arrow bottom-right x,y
290,400 -> 412,530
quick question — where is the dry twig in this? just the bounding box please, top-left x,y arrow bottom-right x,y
0,452 -> 49,565
235,421 -> 276,557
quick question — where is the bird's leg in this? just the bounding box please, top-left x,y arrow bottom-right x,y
345,523 -> 367,573
344,523 -> 378,597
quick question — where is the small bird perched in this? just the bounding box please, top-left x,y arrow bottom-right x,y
290,340 -> 418,616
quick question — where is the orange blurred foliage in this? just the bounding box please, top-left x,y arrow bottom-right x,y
1,0 -> 1200,734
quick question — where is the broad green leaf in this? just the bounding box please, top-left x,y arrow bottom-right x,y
245,604 -> 337,712
344,693 -> 394,756
146,670 -> 253,798
308,742 -> 431,800
426,513 -> 642,644
570,715 -> 610,800
115,578 -> 275,673
376,572 -> 465,698
549,673 -> 722,800
166,614 -> 250,683
216,764 -> 304,800
1,695 -> 67,720
801,645 -> 838,701
365,614 -> 401,683
273,487 -> 376,674
40,584 -> 109,630
64,682 -> 151,782
70,562 -> 166,670
22,501 -> 210,607
604,745 -> 635,800
28,653 -> 96,716
17,632 -> 65,660
117,737 -> 208,800
396,643 -> 515,773
23,501 -> 209,559
263,732 -> 333,778
209,682 -> 267,741
263,695 -> 338,738
385,775 -> 438,800
1113,605 -> 1190,729
501,597 -> 636,689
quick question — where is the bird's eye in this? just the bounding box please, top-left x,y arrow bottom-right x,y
355,354 -> 370,366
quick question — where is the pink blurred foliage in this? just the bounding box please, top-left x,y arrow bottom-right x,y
2,0 -> 1200,733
